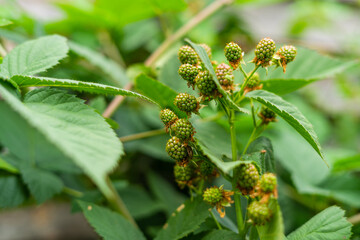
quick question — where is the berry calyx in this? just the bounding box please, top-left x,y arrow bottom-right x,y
178,64 -> 199,88
160,109 -> 178,127
171,119 -> 194,142
247,201 -> 272,225
253,38 -> 276,67
259,173 -> 277,193
259,107 -> 276,124
174,161 -> 197,188
174,93 -> 199,115
166,136 -> 189,161
178,45 -> 199,65
235,163 -> 260,194
216,63 -> 234,91
224,42 -> 243,69
203,186 -> 234,218
195,70 -> 218,98
200,43 -> 212,59
273,45 -> 297,72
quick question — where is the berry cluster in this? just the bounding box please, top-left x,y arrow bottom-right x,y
273,45 -> 297,72
215,63 -> 234,91
174,93 -> 199,115
235,163 -> 260,194
247,201 -> 272,225
259,107 -> 277,124
253,38 -> 276,67
203,186 -> 234,218
224,42 -> 243,69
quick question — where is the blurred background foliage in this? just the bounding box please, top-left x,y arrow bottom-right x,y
0,0 -> 359,239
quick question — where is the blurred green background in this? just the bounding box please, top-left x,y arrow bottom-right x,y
0,0 -> 359,239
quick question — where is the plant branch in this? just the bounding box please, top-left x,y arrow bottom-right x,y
63,186 -> 83,198
210,209 -> 223,230
145,0 -> 234,67
102,0 -> 233,118
239,65 -> 260,96
120,128 -> 166,142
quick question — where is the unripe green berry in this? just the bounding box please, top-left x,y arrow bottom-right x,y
160,109 -> 178,126
174,93 -> 199,114
248,201 -> 272,225
178,46 -> 199,65
254,38 -> 276,67
277,45 -> 297,64
259,107 -> 276,123
178,64 -> 199,86
246,73 -> 261,89
235,163 -> 259,191
199,160 -> 215,176
195,70 -> 217,96
260,173 -> 277,193
200,43 -> 212,59
166,136 -> 188,161
171,119 -> 194,142
174,162 -> 196,182
216,63 -> 234,89
203,187 -> 223,205
224,42 -> 242,68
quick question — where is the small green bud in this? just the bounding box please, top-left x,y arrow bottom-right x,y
178,46 -> 199,65
174,93 -> 199,114
171,119 -> 194,142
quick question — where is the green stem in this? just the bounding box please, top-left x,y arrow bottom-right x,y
242,121 -> 263,156
210,209 -> 223,230
249,225 -> 259,240
63,186 -> 84,198
119,128 -> 166,142
104,176 -> 137,227
234,192 -> 245,236
239,65 -> 260,96
229,110 -> 237,161
250,99 -> 257,128
238,65 -> 248,79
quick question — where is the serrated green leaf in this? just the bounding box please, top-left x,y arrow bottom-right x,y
186,39 -> 250,115
69,41 -> 128,87
202,229 -> 241,240
20,166 -> 63,203
135,74 -> 186,118
0,35 -> 68,78
78,201 -> 146,240
287,206 -> 352,240
244,136 -> 275,174
332,154 -> 360,172
0,175 -> 27,208
0,19 -> 12,27
249,47 -> 358,95
246,90 -> 326,164
155,197 -> 210,240
11,75 -> 157,105
0,85 -> 123,199
257,199 -> 285,240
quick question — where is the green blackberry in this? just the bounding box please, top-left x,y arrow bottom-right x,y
160,109 -> 178,126
259,107 -> 276,124
166,136 -> 188,161
224,42 -> 243,69
273,45 -> 297,72
199,160 -> 215,177
178,45 -> 199,65
203,186 -> 223,205
246,73 -> 261,89
215,63 -> 234,90
171,119 -> 194,142
253,38 -> 276,67
248,201 -> 272,225
235,163 -> 259,192
195,70 -> 217,97
200,43 -> 212,59
174,93 -> 199,114
174,162 -> 196,188
178,64 -> 199,87
259,173 -> 277,193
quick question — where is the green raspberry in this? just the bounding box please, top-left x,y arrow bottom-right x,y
215,63 -> 234,90
195,70 -> 217,97
277,45 -> 297,65
224,42 -> 242,69
259,107 -> 276,124
203,186 -> 223,205
260,173 -> 277,193
160,109 -> 178,126
246,73 -> 261,89
199,160 -> 215,177
235,163 -> 259,191
178,45 -> 199,65
254,38 -> 276,67
178,64 -> 199,87
166,136 -> 188,161
200,43 -> 212,59
248,201 -> 272,225
174,162 -> 196,182
171,119 -> 194,142
174,93 -> 199,114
